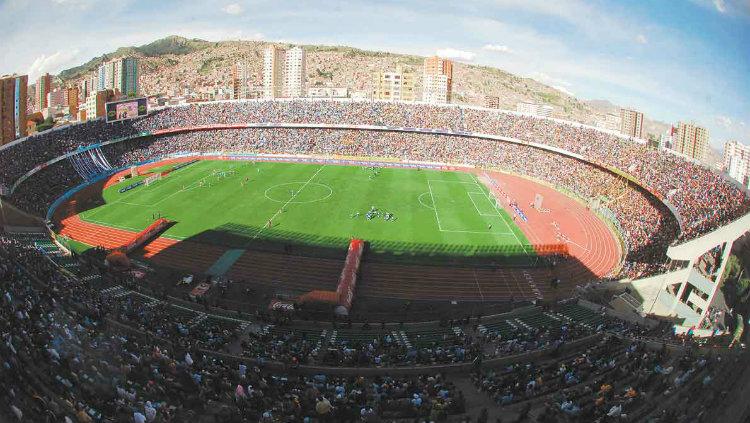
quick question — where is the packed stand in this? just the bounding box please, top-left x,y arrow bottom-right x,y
1,100 -> 746,275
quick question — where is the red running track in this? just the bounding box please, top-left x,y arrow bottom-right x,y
477,170 -> 622,279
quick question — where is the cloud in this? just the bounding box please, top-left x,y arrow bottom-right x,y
636,34 -> 648,44
164,28 -> 264,42
27,49 -> 81,80
553,85 -> 575,97
435,48 -> 476,62
713,0 -> 727,13
49,0 -> 101,9
482,44 -> 513,53
715,115 -> 733,128
532,71 -> 571,87
221,3 -> 244,15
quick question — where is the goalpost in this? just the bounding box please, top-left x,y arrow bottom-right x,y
144,173 -> 161,186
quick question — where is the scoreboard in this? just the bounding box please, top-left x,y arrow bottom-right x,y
105,97 -> 148,123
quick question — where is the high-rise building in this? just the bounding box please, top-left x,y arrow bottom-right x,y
67,87 -> 79,117
97,61 -> 112,90
119,57 -> 139,97
372,66 -> 415,102
231,61 -> 251,100
0,74 -> 28,146
422,56 -> 453,104
36,73 -> 52,112
283,46 -> 306,98
97,57 -> 138,97
620,108 -> 644,138
80,75 -> 96,99
723,140 -> 750,186
673,122 -> 709,161
263,45 -> 284,99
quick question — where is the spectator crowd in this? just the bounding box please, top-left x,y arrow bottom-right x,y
1,100 -> 748,280
1,231 -> 743,422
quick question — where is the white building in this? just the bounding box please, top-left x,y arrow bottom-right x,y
263,45 -> 284,99
283,46 -> 306,98
723,140 -> 750,186
595,113 -> 622,132
517,102 -> 553,118
307,87 -> 349,98
727,155 -> 748,186
84,92 -> 101,119
422,74 -> 450,104
98,61 -> 114,91
659,129 -> 673,150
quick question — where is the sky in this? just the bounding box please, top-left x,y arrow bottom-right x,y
1,0 -> 749,149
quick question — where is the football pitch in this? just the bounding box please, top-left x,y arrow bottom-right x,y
77,160 -> 533,258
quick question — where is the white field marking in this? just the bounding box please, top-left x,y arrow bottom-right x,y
417,192 -> 435,210
247,165 -> 326,243
426,180 -> 479,185
143,164 -> 236,207
467,191 -> 499,217
119,201 -> 151,207
87,162 -> 209,214
426,180 -> 444,231
122,162 -> 237,208
440,229 -> 513,235
430,178 -> 515,235
264,182 -> 333,204
471,174 -> 531,256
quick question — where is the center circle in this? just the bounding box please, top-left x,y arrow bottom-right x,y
264,182 -> 333,204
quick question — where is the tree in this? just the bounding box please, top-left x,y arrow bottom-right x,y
723,255 -> 742,283
36,116 -> 54,132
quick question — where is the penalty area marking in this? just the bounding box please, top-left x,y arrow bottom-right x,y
264,182 -> 333,204
427,179 -> 514,235
470,173 -> 531,256
418,192 -> 435,210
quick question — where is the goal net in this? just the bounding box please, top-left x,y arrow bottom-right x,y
144,173 -> 161,186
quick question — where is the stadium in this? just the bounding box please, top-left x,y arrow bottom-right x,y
1,99 -> 750,422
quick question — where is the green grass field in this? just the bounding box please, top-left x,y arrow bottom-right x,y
77,160 -> 533,258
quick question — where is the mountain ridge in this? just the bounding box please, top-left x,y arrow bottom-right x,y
57,35 -> 672,137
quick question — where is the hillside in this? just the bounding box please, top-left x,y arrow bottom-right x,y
58,36 -> 211,81
59,36 -> 670,136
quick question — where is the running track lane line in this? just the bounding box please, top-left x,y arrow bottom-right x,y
473,269 -> 485,302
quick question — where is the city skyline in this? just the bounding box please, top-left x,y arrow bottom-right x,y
1,0 -> 748,148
